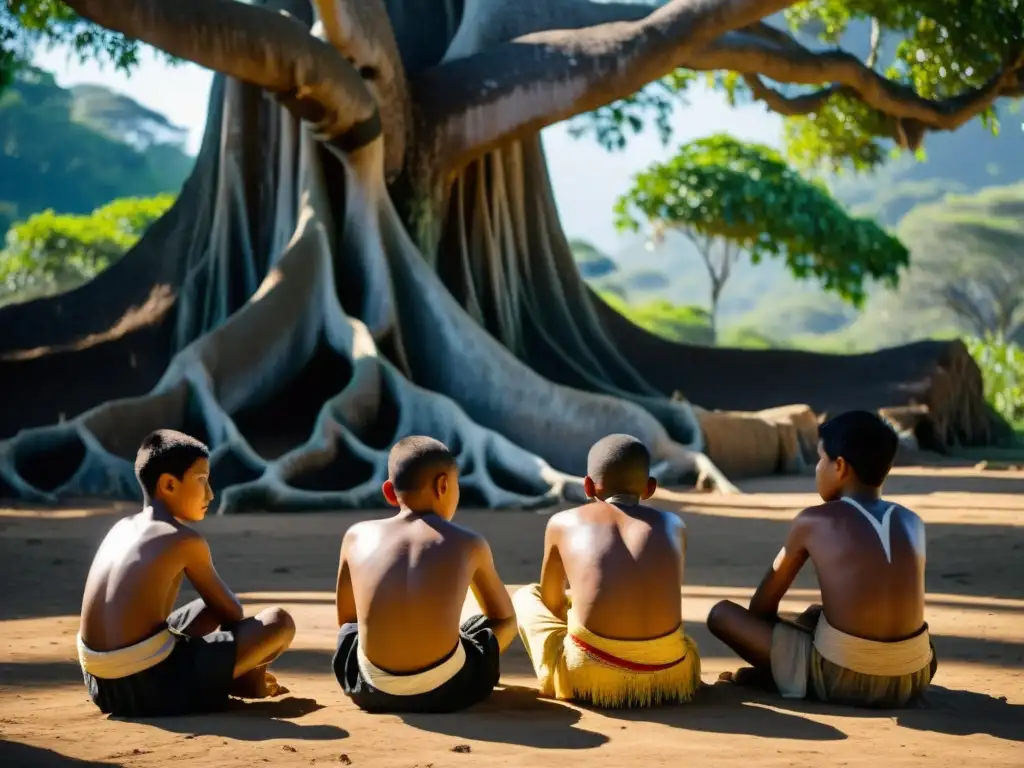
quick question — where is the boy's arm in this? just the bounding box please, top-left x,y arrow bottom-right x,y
335,531 -> 357,627
676,517 -> 688,585
182,534 -> 244,625
469,536 -> 517,653
748,511 -> 812,620
539,517 -> 568,620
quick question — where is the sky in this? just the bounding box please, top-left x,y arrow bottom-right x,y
32,45 -> 784,253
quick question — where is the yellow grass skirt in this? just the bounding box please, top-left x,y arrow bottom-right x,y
513,584 -> 701,708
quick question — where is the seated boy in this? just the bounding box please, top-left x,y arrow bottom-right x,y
513,434 -> 701,708
332,436 -> 517,713
77,430 -> 296,717
707,410 -> 937,708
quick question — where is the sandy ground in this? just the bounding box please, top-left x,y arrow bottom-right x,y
1,465 -> 1022,767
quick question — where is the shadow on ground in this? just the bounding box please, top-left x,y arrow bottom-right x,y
763,684 -> 1024,743
125,696 -> 347,742
400,684 -> 610,749
597,682 -> 848,741
0,741 -> 120,766
703,670 -> 1024,743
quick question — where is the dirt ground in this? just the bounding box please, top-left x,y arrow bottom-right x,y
1,465 -> 1022,767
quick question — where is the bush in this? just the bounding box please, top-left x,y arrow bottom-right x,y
964,334 -> 1024,431
0,193 -> 174,303
599,293 -> 713,345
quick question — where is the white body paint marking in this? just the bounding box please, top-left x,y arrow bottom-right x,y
841,496 -> 896,564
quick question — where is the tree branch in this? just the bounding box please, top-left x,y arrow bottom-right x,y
311,0 -> 410,176
866,17 -> 882,69
690,30 -> 1023,149
413,0 -> 796,175
64,0 -> 378,142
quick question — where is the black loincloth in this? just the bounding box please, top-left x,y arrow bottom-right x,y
82,598 -> 237,718
333,614 -> 500,713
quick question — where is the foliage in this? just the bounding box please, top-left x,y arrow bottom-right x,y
615,134 -> 909,308
599,291 -> 714,345
0,65 -> 192,235
0,193 -> 174,299
572,9 -> 1023,171
1,0 -> 149,92
964,334 -> 1024,429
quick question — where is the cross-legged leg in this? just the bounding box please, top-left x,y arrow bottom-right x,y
706,599 -> 774,669
230,607 -> 296,698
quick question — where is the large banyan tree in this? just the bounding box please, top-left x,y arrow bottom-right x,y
0,0 -> 1021,512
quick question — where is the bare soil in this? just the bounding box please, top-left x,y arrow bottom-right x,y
2,465 -> 1022,767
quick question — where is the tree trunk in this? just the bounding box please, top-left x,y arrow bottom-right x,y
0,0 -> 1004,511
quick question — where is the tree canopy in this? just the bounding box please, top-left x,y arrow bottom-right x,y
614,134 -> 908,324
4,1 -> 1022,173
573,4 -> 1023,172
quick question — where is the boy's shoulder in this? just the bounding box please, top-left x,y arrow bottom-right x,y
439,518 -> 487,548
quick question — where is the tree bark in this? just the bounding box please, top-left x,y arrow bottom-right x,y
0,0 -> 1006,510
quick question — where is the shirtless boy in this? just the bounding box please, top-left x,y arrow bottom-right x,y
707,410 -> 936,708
332,436 -> 516,713
514,434 -> 701,707
78,430 -> 295,717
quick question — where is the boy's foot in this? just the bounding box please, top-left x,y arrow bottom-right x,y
718,666 -> 777,691
231,668 -> 289,699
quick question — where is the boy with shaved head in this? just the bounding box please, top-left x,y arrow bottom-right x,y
333,436 -> 517,712
513,434 -> 701,707
707,410 -> 936,707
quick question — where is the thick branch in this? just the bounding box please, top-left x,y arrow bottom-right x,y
414,0 -> 796,175
65,0 -> 377,141
743,75 -> 841,115
691,31 -> 1023,148
311,0 -> 410,176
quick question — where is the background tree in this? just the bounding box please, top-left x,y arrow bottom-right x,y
615,134 -> 908,341
0,0 -> 1018,511
896,185 -> 1024,344
0,193 -> 174,303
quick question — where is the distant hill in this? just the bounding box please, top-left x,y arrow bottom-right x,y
0,66 -> 193,236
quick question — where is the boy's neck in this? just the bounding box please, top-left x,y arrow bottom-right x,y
600,492 -> 642,507
838,483 -> 883,503
147,500 -> 188,526
397,505 -> 442,520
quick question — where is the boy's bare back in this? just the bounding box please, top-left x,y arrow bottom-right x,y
79,511 -> 201,651
796,499 -> 926,641
547,500 -> 686,640
338,515 -> 485,672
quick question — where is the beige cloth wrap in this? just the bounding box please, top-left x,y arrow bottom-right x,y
77,629 -> 176,680
771,613 -> 935,707
513,584 -> 701,708
357,642 -> 467,696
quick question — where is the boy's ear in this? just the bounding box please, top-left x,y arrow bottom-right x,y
834,456 -> 849,479
643,476 -> 658,500
433,472 -> 449,499
583,475 -> 597,499
157,472 -> 178,498
381,480 -> 400,507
